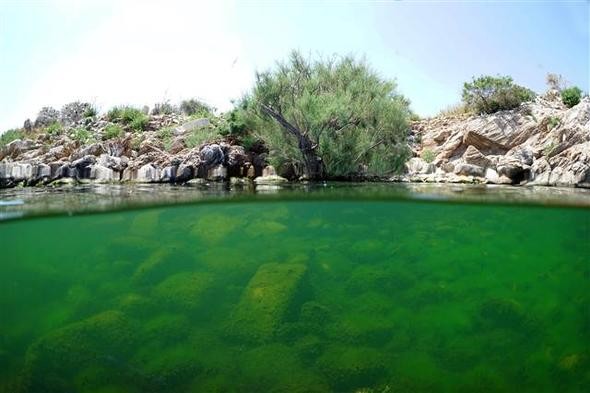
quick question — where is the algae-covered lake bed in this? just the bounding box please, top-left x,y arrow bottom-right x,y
0,183 -> 589,392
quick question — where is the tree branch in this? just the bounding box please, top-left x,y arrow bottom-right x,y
260,104 -> 301,138
353,139 -> 384,164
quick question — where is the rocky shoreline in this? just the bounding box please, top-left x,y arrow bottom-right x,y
403,95 -> 590,188
1,95 -> 589,189
0,109 -> 277,189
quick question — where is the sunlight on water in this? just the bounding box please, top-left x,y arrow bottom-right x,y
0,199 -> 589,392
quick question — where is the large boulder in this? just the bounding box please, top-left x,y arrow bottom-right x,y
138,138 -> 165,155
226,263 -> 307,342
2,139 -> 39,160
462,130 -> 508,155
225,144 -> 248,172
20,311 -> 137,393
496,155 -> 528,183
136,164 -> 160,182
405,157 -> 435,175
462,145 -> 491,168
73,143 -> 105,160
175,164 -> 194,183
89,164 -> 117,182
174,118 -> 210,135
159,165 -> 176,182
97,154 -> 127,172
200,144 -> 224,167
207,164 -> 227,181
454,162 -> 485,177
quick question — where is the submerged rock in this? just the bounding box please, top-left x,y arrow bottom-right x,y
317,345 -> 387,391
153,272 -> 213,310
20,311 -> 137,392
227,263 -> 307,342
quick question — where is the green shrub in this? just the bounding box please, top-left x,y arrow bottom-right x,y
185,127 -> 221,148
130,115 -> 149,131
180,99 -> 213,117
107,106 -> 149,131
218,109 -> 249,137
106,107 -> 123,121
561,86 -> 582,108
242,50 -> 411,179
103,124 -> 123,139
71,127 -> 93,143
421,149 -> 436,163
543,142 -> 557,157
0,129 -> 23,147
45,121 -> 63,135
131,135 -> 143,151
438,103 -> 472,117
157,126 -> 174,139
163,138 -> 174,152
240,135 -> 258,151
462,75 -> 535,114
547,116 -> 560,131
156,127 -> 175,151
83,105 -> 97,118
152,101 -> 177,115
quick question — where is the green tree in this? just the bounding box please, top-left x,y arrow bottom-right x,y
241,51 -> 411,179
462,75 -> 535,114
561,86 -> 582,108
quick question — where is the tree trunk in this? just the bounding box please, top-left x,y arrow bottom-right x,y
260,104 -> 325,179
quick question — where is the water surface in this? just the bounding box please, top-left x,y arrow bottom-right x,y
0,185 -> 589,392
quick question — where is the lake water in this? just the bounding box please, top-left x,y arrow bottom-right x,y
0,184 -> 589,392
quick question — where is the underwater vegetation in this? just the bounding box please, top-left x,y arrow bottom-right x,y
0,200 -> 588,392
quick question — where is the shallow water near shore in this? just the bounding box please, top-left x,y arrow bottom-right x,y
0,185 -> 589,392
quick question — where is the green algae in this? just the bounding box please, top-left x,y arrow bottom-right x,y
227,263 -> 308,342
153,272 -> 213,311
0,199 -> 589,392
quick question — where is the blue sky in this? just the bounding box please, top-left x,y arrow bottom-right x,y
0,0 -> 588,131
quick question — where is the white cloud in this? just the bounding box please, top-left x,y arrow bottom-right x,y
4,0 -> 253,130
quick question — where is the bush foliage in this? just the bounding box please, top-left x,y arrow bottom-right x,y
421,149 -> 435,163
0,129 -> 23,147
103,124 -> 123,140
151,101 -> 177,116
240,50 -> 411,179
561,86 -> 582,108
462,75 -> 535,114
107,106 -> 149,131
185,127 -> 221,148
180,99 -> 213,117
45,121 -> 63,135
71,127 -> 93,143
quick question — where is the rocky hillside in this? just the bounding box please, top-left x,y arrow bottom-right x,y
404,95 -> 590,188
0,108 -> 276,188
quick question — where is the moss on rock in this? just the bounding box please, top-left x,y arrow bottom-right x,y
316,345 -> 387,391
227,263 -> 307,342
20,310 -> 137,393
153,272 -> 213,311
132,246 -> 194,286
478,298 -> 539,333
237,344 -> 330,392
